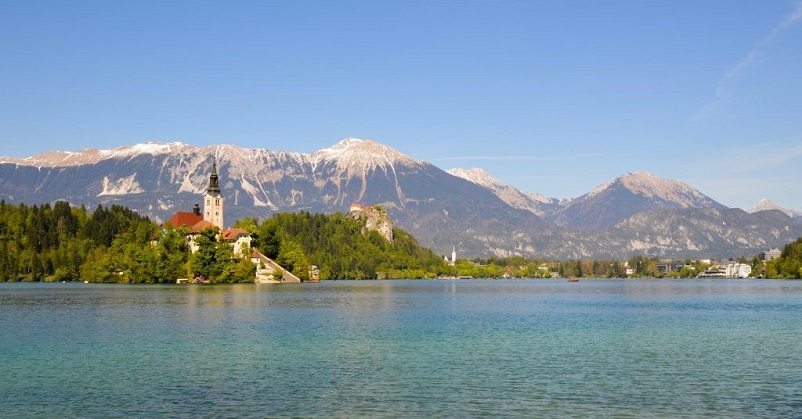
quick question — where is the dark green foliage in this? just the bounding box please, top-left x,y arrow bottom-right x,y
84,204 -> 147,247
0,200 -> 154,282
766,236 -> 802,279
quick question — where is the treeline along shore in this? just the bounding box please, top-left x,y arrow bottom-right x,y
1,200 -> 800,282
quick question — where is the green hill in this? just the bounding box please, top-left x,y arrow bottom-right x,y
245,211 -> 447,280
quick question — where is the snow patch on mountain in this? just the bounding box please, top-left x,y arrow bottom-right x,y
448,168 -> 505,189
97,174 -> 144,196
178,173 -> 201,194
99,142 -> 191,159
239,176 -> 276,209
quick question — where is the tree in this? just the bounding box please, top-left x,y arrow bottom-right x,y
230,257 -> 256,283
188,229 -> 219,281
277,239 -> 309,281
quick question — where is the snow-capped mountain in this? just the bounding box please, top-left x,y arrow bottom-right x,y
446,168 -> 562,216
312,138 -> 424,172
0,138 -> 541,257
2,140 -> 800,259
749,198 -> 802,219
554,172 -> 727,230
1,142 -> 197,167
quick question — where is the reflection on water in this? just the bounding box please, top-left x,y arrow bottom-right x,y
2,279 -> 802,417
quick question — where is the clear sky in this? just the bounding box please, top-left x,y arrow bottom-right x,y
3,1 -> 801,210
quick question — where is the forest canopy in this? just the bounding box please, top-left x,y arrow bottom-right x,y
0,201 -> 448,283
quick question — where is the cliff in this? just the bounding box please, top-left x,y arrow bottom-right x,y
349,204 -> 394,243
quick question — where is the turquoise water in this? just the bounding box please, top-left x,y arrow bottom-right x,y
2,279 -> 802,418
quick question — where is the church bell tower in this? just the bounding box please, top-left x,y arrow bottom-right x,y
204,158 -> 224,231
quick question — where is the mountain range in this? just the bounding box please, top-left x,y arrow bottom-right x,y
2,138 -> 800,260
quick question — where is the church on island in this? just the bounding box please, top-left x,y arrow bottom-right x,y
166,159 -> 299,283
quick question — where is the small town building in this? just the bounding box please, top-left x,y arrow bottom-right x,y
699,262 -> 751,278
762,248 -> 782,261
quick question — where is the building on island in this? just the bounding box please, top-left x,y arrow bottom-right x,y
166,203 -> 214,253
167,159 -> 225,233
221,227 -> 252,258
165,159 -> 229,253
164,158 -> 299,283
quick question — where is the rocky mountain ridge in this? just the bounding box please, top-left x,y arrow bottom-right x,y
2,139 -> 800,259
446,168 -> 563,217
748,198 -> 802,219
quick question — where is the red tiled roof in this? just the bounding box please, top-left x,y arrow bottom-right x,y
221,227 -> 249,241
190,220 -> 215,234
167,212 -> 204,229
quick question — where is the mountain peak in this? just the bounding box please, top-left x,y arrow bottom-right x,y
447,168 -> 503,189
750,198 -> 777,212
589,171 -> 718,208
749,198 -> 802,218
311,138 -> 422,173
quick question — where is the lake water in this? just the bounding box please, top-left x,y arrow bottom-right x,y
2,279 -> 802,418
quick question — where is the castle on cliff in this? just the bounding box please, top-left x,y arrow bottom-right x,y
349,203 -> 394,243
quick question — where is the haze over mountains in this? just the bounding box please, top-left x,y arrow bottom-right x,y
1,138 -> 800,259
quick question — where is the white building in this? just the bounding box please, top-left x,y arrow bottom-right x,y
700,262 -> 751,278
725,262 -> 751,278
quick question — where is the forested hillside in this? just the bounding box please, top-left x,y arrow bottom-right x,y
245,211 -> 447,280
0,200 -> 205,283
0,201 -> 448,282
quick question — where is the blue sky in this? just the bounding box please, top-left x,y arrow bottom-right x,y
3,1 -> 802,210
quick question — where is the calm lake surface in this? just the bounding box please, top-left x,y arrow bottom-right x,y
2,279 -> 802,418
